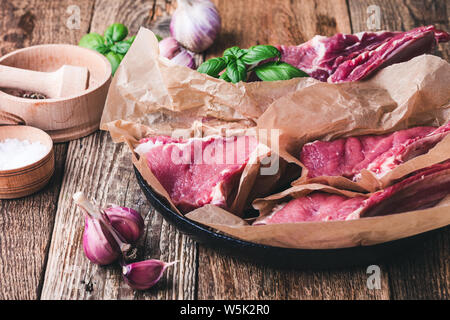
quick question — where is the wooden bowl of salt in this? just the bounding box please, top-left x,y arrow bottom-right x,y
0,125 -> 54,199
0,44 -> 112,142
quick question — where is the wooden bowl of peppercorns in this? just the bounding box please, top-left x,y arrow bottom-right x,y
0,44 -> 111,142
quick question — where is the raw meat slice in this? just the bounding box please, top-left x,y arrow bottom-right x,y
135,135 -> 258,213
360,161 -> 450,218
254,193 -> 367,224
277,31 -> 398,82
300,123 -> 450,181
277,25 -> 449,82
255,161 -> 450,225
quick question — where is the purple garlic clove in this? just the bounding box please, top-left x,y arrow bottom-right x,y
122,259 -> 178,290
159,37 -> 181,59
105,205 -> 145,244
171,49 -> 196,69
83,216 -> 120,265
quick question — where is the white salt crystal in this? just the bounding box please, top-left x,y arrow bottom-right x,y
0,138 -> 50,171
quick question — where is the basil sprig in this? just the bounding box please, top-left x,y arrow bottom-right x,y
197,44 -> 308,83
79,24 -> 157,75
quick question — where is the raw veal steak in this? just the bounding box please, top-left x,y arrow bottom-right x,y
277,25 -> 449,82
135,135 -> 258,213
300,123 -> 450,181
254,161 -> 450,225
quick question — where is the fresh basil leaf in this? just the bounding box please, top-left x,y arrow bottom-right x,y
154,34 -> 162,42
110,41 -> 131,55
105,52 -> 123,75
79,33 -> 105,51
126,35 -> 136,44
93,43 -> 110,54
242,45 -> 281,64
105,23 -> 128,43
219,71 -> 231,82
254,61 -> 309,81
226,59 -> 247,83
223,46 -> 247,63
197,57 -> 227,77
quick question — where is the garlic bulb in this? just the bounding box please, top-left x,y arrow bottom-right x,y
170,0 -> 221,53
73,192 -> 144,265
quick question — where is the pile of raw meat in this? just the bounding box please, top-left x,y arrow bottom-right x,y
134,25 -> 450,226
135,122 -> 450,224
278,25 -> 449,82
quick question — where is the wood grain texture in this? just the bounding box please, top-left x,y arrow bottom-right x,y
349,0 -> 450,300
197,0 -> 389,300
198,248 -> 389,300
0,143 -> 67,299
0,0 -> 95,54
41,0 -> 197,299
206,0 -> 351,59
0,0 -> 94,300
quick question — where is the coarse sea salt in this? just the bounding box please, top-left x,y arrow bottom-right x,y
0,138 -> 49,171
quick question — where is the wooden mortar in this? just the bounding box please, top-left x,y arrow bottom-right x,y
0,44 -> 112,142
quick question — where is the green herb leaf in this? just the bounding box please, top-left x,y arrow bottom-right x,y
104,23 -> 129,43
110,41 -> 131,55
79,33 -> 106,52
155,34 -> 162,42
126,35 -> 136,44
254,61 -> 309,81
105,51 -> 123,75
242,45 -> 281,64
226,59 -> 247,83
94,43 -> 110,54
223,46 -> 247,63
219,71 -> 231,82
197,57 -> 227,78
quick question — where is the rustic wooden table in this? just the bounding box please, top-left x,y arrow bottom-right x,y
0,0 -> 448,300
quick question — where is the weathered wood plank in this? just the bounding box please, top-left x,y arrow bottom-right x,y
0,0 -> 95,55
41,0 -> 197,300
0,144 -> 67,299
197,0 -> 390,300
0,0 -> 94,300
207,0 -> 351,57
348,0 -> 450,300
199,248 -> 391,299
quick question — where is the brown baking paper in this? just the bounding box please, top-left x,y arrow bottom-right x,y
102,27 -> 450,249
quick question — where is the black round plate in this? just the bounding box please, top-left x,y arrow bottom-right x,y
134,167 -> 443,269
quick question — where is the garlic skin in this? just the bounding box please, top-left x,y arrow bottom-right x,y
159,37 -> 181,59
122,259 -> 178,290
105,205 -> 144,244
170,0 -> 221,53
171,49 -> 196,69
83,216 -> 120,265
